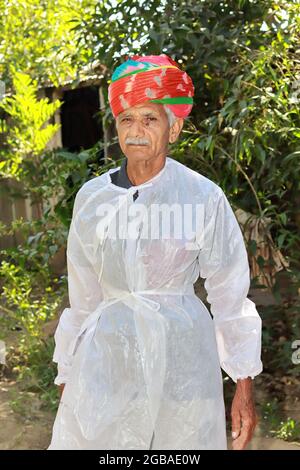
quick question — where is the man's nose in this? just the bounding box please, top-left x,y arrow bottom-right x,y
128,118 -> 145,136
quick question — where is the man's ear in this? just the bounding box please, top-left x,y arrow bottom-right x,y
169,118 -> 184,143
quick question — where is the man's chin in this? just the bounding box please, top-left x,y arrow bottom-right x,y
126,146 -> 150,155
124,149 -> 152,162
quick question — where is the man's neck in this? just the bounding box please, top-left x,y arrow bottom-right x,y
126,155 -> 167,186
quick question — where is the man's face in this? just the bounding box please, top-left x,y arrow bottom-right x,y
116,102 -> 183,162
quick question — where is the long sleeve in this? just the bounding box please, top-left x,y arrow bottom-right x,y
52,186 -> 103,385
197,186 -> 263,383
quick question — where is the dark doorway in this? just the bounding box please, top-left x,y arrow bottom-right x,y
60,86 -> 103,152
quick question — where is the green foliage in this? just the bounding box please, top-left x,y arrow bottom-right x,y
273,418 -> 300,441
0,260 -> 60,336
0,0 -> 97,88
0,257 -> 62,412
0,71 -> 61,179
262,399 -> 300,442
9,336 -> 60,413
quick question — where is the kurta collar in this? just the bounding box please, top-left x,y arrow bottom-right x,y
110,158 -> 133,189
108,156 -> 171,190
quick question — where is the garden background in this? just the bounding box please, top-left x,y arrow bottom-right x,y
0,0 -> 299,449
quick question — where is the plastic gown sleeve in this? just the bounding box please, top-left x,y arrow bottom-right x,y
52,188 -> 103,385
197,187 -> 263,383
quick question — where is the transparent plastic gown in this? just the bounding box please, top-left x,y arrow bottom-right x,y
48,156 -> 263,450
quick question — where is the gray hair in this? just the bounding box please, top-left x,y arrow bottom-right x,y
163,104 -> 177,127
115,104 -> 177,129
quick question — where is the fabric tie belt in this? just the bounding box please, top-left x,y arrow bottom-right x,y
68,285 -> 195,357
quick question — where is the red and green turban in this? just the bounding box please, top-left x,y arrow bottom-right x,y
108,54 -> 194,119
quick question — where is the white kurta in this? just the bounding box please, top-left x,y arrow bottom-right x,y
48,156 -> 263,450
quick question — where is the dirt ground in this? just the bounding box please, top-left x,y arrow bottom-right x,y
0,377 -> 53,450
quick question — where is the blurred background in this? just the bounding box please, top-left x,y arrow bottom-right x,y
0,0 -> 299,450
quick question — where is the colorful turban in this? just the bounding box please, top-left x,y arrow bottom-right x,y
108,54 -> 194,119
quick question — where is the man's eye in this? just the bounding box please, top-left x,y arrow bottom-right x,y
147,117 -> 157,121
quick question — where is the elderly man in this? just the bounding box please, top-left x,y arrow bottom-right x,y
48,54 -> 263,450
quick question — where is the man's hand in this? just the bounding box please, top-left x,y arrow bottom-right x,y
58,383 -> 65,398
231,377 -> 258,450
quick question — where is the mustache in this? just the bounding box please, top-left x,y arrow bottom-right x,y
125,138 -> 150,146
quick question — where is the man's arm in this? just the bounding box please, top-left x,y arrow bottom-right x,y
197,187 -> 262,450
52,185 -> 104,391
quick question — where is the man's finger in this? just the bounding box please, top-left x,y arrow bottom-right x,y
231,410 -> 241,440
232,419 -> 255,450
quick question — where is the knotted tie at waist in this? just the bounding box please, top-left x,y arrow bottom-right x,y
67,284 -> 195,357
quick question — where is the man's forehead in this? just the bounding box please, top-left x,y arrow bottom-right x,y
118,103 -> 164,117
